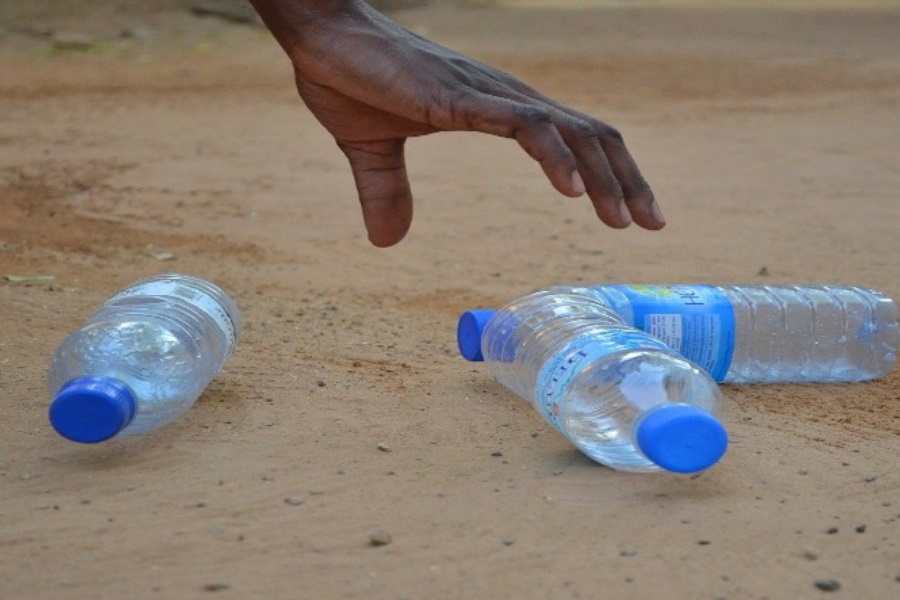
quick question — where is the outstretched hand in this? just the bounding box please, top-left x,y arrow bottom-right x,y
250,0 -> 664,246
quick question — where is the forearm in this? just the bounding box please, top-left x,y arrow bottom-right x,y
248,0 -> 364,54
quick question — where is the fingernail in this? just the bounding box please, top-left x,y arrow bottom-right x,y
618,202 -> 632,225
570,171 -> 586,196
650,202 -> 666,224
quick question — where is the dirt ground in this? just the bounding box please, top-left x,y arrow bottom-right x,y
1,1 -> 899,599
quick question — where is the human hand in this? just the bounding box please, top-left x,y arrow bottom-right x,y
251,0 -> 664,246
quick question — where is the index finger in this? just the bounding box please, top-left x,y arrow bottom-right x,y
472,63 -> 665,229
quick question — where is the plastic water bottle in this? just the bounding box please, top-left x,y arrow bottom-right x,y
580,284 -> 899,383
47,274 -> 241,443
457,288 -> 728,474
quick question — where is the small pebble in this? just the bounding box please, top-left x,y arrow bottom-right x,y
491,451 -> 503,457
50,31 -> 97,51
855,525 -> 866,533
284,497 -> 304,507
203,582 -> 230,592
814,579 -> 840,592
502,538 -> 515,546
826,527 -> 838,535
368,528 -> 392,546
802,550 -> 821,561
377,442 -> 392,452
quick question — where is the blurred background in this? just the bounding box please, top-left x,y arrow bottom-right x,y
2,1 -> 897,53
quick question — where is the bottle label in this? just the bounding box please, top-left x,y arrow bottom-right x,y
535,329 -> 670,433
108,280 -> 236,349
591,285 -> 735,381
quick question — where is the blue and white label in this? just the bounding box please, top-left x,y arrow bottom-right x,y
535,330 -> 671,433
590,285 -> 735,382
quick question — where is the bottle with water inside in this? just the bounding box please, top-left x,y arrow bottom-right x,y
457,288 -> 729,474
48,274 -> 241,443
580,284 -> 899,383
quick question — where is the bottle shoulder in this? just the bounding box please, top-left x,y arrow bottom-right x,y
106,275 -> 241,346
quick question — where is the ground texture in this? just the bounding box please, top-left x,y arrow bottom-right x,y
1,2 -> 898,599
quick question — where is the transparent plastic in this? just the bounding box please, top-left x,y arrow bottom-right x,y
471,288 -> 727,473
48,274 -> 241,441
584,285 -> 899,383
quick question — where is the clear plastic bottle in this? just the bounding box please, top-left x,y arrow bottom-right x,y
457,288 -> 728,473
581,284 -> 899,383
47,274 -> 241,443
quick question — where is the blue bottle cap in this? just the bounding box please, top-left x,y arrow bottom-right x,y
457,309 -> 497,362
49,376 -> 137,443
636,405 -> 728,474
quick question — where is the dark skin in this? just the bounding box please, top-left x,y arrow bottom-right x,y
248,0 -> 665,247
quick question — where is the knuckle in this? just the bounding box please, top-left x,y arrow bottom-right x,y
568,118 -> 600,142
515,105 -> 553,126
627,172 -> 652,195
569,118 -> 625,146
597,123 -> 625,145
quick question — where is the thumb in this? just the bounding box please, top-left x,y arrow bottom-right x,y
338,139 -> 413,247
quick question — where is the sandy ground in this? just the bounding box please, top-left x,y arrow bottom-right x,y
1,2 -> 899,599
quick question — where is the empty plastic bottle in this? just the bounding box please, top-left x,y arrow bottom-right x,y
457,288 -> 728,473
580,284 -> 899,383
48,274 -> 241,443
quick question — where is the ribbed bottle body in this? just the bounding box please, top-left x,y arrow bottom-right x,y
48,274 -> 240,436
718,285 -> 898,383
